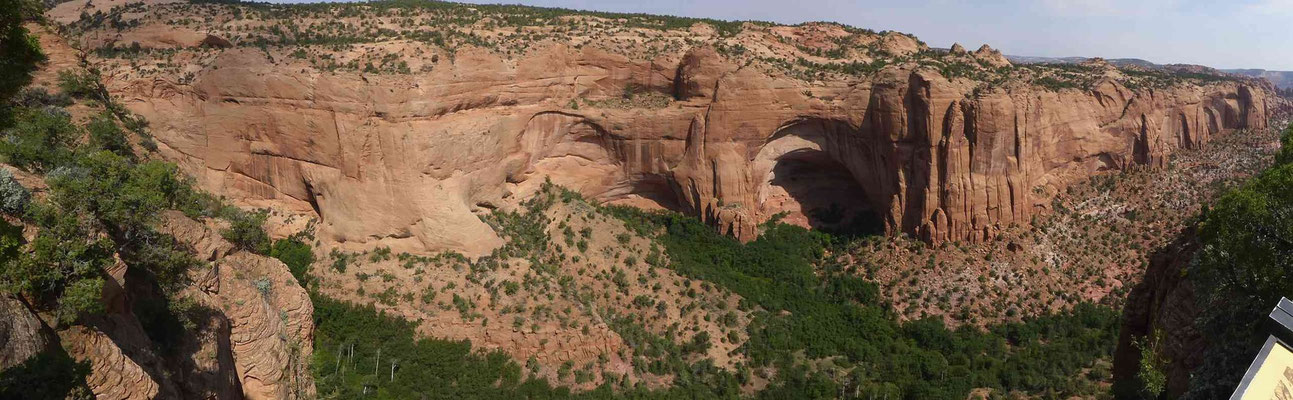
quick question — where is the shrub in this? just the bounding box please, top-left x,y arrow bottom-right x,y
86,112 -> 133,158
3,203 -> 116,325
56,277 -> 105,324
56,70 -> 98,99
0,168 -> 30,214
0,107 -> 78,172
221,209 -> 270,254
253,277 -> 272,296
1134,331 -> 1167,398
11,87 -> 72,108
330,249 -> 353,273
270,237 -> 314,285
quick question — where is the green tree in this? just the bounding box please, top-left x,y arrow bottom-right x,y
270,236 -> 314,284
55,70 -> 99,100
0,107 -> 78,171
0,0 -> 44,104
222,209 -> 270,254
86,112 -> 133,158
1186,125 -> 1293,397
3,202 -> 116,325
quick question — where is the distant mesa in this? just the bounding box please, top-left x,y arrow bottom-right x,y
1005,53 -> 1293,89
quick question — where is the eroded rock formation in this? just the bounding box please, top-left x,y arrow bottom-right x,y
43,212 -> 316,400
98,48 -> 1272,256
52,0 -> 1277,257
0,295 -> 55,370
1112,229 -> 1202,398
164,212 -> 317,400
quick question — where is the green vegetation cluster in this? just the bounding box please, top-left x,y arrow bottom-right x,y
0,0 -> 43,108
313,294 -> 754,399
0,70 -> 265,326
0,5 -> 97,397
0,15 -> 280,396
300,181 -> 1121,399
604,206 -> 1119,399
1181,122 -> 1293,398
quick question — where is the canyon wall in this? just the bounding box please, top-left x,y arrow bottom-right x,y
1111,229 -> 1201,398
104,43 -> 1274,256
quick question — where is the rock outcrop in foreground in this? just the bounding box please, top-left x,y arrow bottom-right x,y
1,213 -> 315,400
53,0 -> 1279,257
55,212 -> 316,400
0,25 -> 316,400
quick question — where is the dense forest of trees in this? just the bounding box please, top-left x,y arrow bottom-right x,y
604,206 -> 1119,399
313,294 -> 760,399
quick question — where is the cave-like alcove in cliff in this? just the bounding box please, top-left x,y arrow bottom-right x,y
765,149 -> 884,238
596,174 -> 685,213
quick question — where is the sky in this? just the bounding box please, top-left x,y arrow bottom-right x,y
437,0 -> 1293,71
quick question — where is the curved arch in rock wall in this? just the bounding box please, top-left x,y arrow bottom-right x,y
750,118 -> 889,237
1204,107 -> 1220,140
512,112 -> 622,196
512,112 -> 681,210
1178,112 -> 1193,149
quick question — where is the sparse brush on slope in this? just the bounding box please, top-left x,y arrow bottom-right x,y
297,185 -> 1121,399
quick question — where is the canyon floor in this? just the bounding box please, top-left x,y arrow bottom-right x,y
302,115 -> 1285,392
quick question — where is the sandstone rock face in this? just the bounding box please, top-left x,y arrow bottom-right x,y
973,44 -> 1012,68
59,316 -> 177,400
105,45 -> 1274,254
164,212 -> 316,400
68,1 -> 1275,256
49,212 -> 315,400
1112,229 -> 1201,398
0,295 -> 53,370
879,32 -> 924,56
213,253 -> 315,400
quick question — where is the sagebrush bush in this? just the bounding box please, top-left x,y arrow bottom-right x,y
0,168 -> 30,215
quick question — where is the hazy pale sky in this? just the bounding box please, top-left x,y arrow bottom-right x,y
451,0 -> 1293,70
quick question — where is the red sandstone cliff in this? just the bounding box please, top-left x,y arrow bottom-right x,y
48,0 -> 1279,257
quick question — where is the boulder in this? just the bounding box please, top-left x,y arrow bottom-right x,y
0,295 -> 53,370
